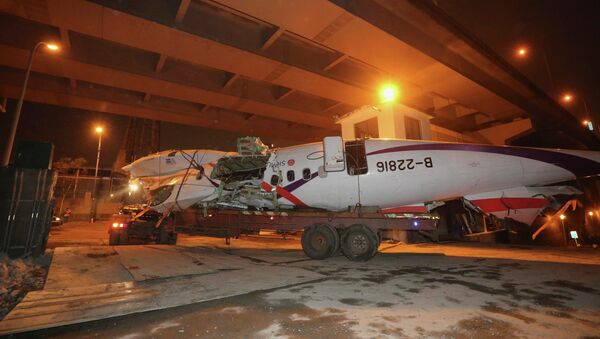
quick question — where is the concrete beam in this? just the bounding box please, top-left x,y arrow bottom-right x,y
261,28 -> 284,51
223,73 -> 240,89
13,0 -> 372,107
275,88 -> 295,102
155,54 -> 167,73
0,44 -> 335,129
59,28 -> 77,88
323,54 -> 347,71
0,83 -> 324,142
175,0 -> 191,24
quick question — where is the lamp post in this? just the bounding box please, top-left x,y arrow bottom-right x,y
559,214 -> 567,246
561,93 -> 594,131
90,126 -> 103,223
2,42 -> 60,166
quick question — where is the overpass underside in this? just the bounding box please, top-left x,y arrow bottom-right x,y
0,0 -> 596,147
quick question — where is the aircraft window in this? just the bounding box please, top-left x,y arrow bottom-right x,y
287,170 -> 295,182
345,140 -> 368,175
270,174 -> 279,186
302,168 -> 311,180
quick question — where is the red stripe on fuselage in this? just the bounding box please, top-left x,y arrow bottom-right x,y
470,197 -> 549,213
261,181 -> 307,207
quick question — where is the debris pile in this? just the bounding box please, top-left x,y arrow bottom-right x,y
0,254 -> 48,319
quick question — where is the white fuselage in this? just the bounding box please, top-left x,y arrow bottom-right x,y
261,139 -> 600,211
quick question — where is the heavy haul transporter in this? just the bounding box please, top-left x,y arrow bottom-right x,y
114,135 -> 599,261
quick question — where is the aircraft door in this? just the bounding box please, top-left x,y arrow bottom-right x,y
323,136 -> 345,172
345,140 -> 368,207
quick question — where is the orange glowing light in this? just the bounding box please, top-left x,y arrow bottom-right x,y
44,43 -> 60,51
379,83 -> 399,103
95,126 -> 103,133
517,47 -> 527,57
562,94 -> 573,103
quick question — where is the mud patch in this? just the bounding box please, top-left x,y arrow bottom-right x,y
288,285 -> 314,293
339,298 -> 369,306
445,296 -> 460,303
545,310 -> 573,319
85,252 -> 117,259
544,280 -> 598,294
375,302 -> 395,308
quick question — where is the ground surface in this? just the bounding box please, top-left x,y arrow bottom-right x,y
6,221 -> 600,338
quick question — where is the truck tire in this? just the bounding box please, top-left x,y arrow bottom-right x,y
168,232 -> 178,245
301,223 -> 339,260
109,232 -> 120,246
340,224 -> 379,261
119,232 -> 129,245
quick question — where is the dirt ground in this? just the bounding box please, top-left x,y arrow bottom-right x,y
9,222 -> 600,338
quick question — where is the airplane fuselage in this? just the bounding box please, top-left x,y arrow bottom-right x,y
261,138 -> 600,211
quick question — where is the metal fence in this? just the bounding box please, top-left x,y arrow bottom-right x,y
0,167 -> 57,258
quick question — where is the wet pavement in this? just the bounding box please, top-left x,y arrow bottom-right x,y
9,223 -> 600,338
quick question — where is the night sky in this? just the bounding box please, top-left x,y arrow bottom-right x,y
436,0 -> 599,121
1,0 -> 598,168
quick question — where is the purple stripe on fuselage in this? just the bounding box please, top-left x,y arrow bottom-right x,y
367,143 -> 600,178
284,172 -> 319,192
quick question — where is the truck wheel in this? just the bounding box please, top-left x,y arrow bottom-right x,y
119,232 -> 129,245
168,232 -> 178,245
109,232 -> 120,246
340,224 -> 378,261
301,223 -> 339,260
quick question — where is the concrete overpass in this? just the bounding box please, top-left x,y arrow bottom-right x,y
0,0 -> 597,147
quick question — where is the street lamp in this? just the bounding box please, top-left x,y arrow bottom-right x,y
379,83 -> 399,103
561,93 -> 594,130
513,44 -> 555,93
2,42 -> 60,166
90,126 -> 104,222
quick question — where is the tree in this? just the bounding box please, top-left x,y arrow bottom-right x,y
53,157 -> 88,174
53,157 -> 88,215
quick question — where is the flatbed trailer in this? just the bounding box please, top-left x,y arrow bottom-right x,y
175,208 -> 439,261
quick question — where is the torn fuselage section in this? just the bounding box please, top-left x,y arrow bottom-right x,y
209,154 -> 280,210
124,137 -> 288,212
